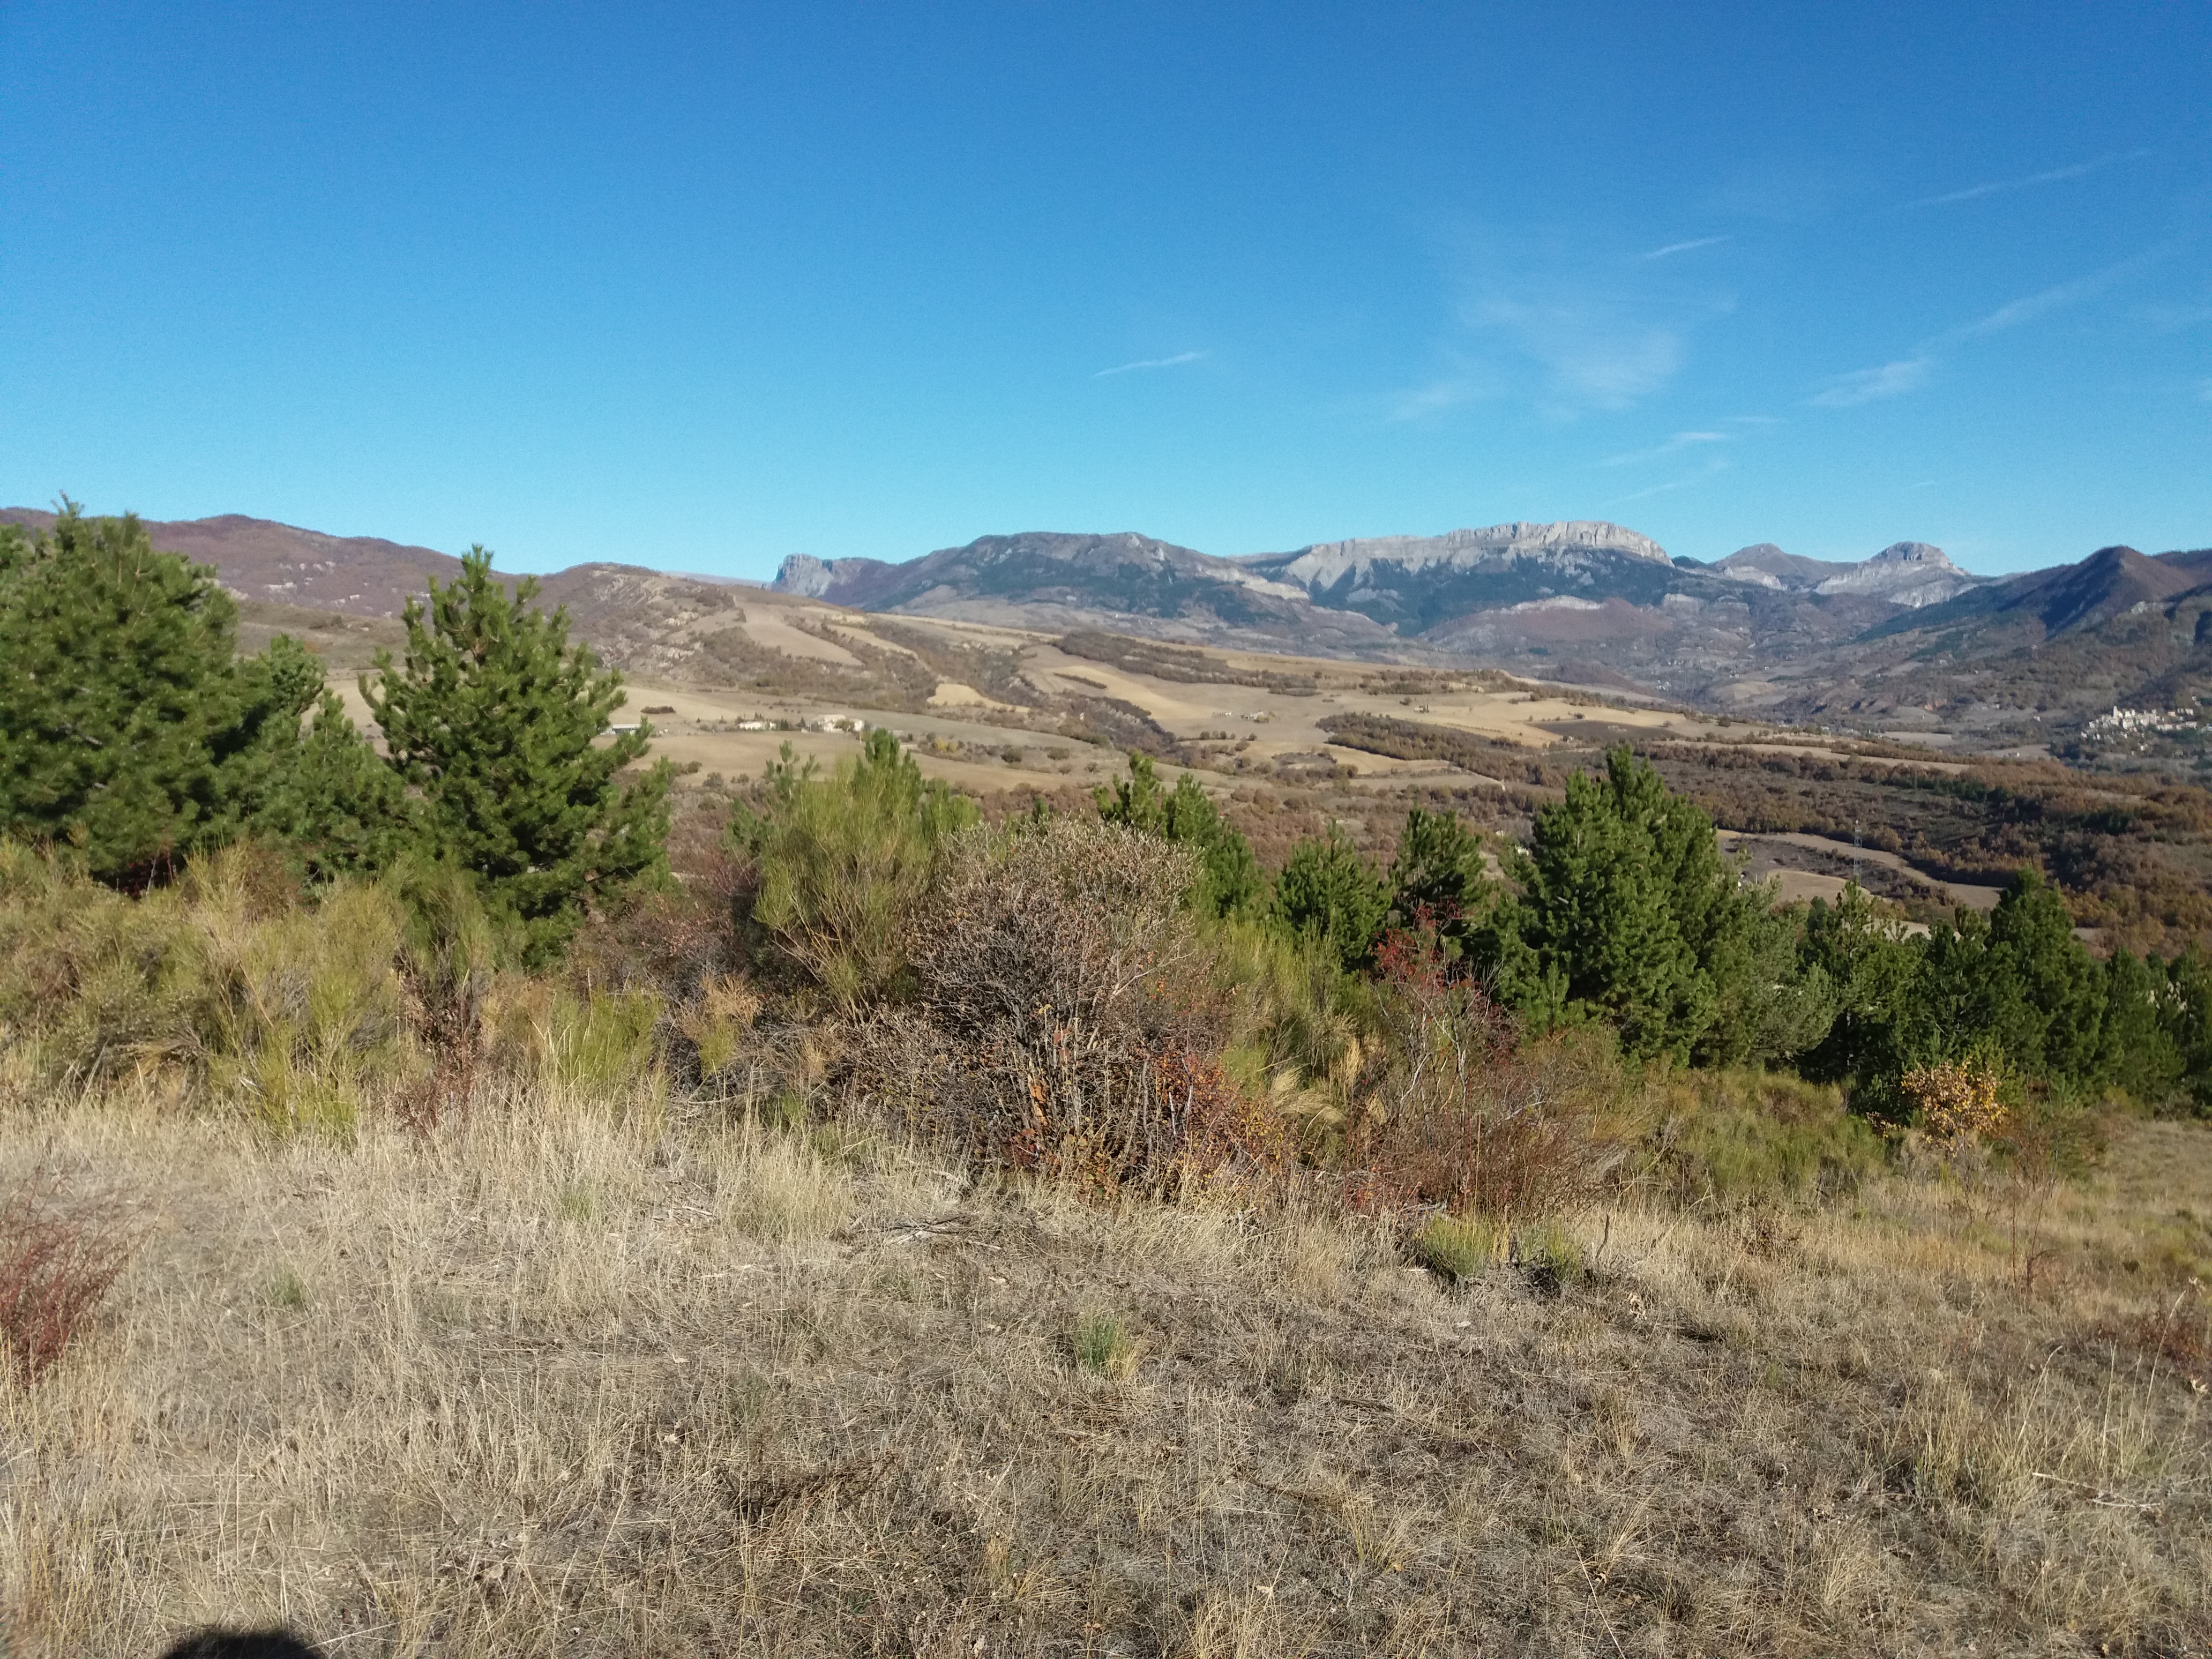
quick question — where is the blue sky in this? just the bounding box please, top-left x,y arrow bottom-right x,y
3,2 -> 2207,578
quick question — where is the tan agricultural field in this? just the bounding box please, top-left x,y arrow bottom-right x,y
305,598 -> 2212,938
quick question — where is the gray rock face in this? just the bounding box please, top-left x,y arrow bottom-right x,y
773,554 -> 836,597
1256,520 -> 1672,594
1711,541 -> 1982,609
1236,520 -> 1677,636
1812,542 -> 1978,608
1712,543 -> 1859,591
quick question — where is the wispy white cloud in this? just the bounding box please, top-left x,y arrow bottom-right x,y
1466,293 -> 1686,411
1603,430 -> 1728,467
1813,357 -> 1932,407
1389,378 -> 1484,422
1813,252 -> 2155,409
1949,268 -> 2124,341
1095,350 -> 1205,377
1392,228 -> 1733,420
1643,235 -> 1731,261
1605,455 -> 1731,505
1904,150 -> 2149,209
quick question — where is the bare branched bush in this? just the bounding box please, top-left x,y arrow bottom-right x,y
1349,928 -> 1624,1221
856,818 -> 1287,1197
0,1165 -> 137,1383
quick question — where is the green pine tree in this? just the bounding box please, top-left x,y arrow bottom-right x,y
1471,748 -> 1827,1063
1385,805 -> 1490,939
363,545 -> 671,966
1985,869 -> 2105,1087
1275,823 -> 1392,971
1478,753 -> 1702,1055
736,729 -> 977,1005
2095,948 -> 2184,1107
245,639 -> 413,883
2158,950 -> 2212,1116
1096,751 -> 1263,918
0,506 -> 389,885
1795,881 -> 1922,1089
1905,870 -> 2105,1092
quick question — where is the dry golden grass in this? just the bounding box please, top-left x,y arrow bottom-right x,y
2,1085 -> 2208,1657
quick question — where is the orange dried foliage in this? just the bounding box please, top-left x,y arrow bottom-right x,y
1902,1059 -> 2008,1147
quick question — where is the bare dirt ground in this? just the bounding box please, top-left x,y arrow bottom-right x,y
4,1089 -> 2207,1657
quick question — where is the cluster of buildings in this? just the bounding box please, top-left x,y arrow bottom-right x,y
2082,706 -> 2202,741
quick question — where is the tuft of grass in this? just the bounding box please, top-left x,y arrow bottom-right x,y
676,975 -> 759,1080
720,1129 -> 854,1244
262,1267 -> 310,1311
1411,1212 -> 1500,1281
1515,1219 -> 1585,1292
484,982 -> 666,1093
554,1180 -> 599,1224
1070,1311 -> 1141,1380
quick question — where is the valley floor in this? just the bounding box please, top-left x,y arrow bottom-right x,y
3,1093 -> 2208,1657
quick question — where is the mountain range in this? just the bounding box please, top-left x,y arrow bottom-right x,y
8,504 -> 2208,743
772,520 -> 1992,687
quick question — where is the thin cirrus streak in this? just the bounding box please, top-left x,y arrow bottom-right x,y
1812,357 -> 1931,408
1642,235 -> 1731,260
1602,430 -> 1728,467
1604,454 -> 1730,505
1094,350 -> 1206,377
1813,252 -> 2154,408
1903,150 -> 2149,209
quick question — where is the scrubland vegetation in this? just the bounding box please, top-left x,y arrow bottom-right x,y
2,514 -> 2209,1655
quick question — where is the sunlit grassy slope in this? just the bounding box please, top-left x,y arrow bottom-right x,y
3,1085 -> 2206,1657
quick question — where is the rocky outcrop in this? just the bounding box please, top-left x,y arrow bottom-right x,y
1713,540 -> 1982,608
1237,521 -> 1677,635
1811,542 -> 1979,608
1253,520 -> 1670,592
772,554 -> 836,597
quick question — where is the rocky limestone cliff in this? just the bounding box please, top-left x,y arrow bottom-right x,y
773,554 -> 837,597
1812,542 -> 1978,608
1253,520 -> 1671,593
1711,540 -> 1981,609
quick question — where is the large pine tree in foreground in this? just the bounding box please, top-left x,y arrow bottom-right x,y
363,547 -> 671,965
0,506 -> 393,885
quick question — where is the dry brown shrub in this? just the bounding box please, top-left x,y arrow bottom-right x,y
853,818 -> 1287,1198
1347,928 -> 1625,1222
0,1165 -> 137,1383
567,842 -> 750,1004
1903,1057 -> 2008,1147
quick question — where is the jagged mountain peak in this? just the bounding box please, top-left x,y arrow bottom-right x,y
772,528 -> 1381,651
1710,539 -> 1973,604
